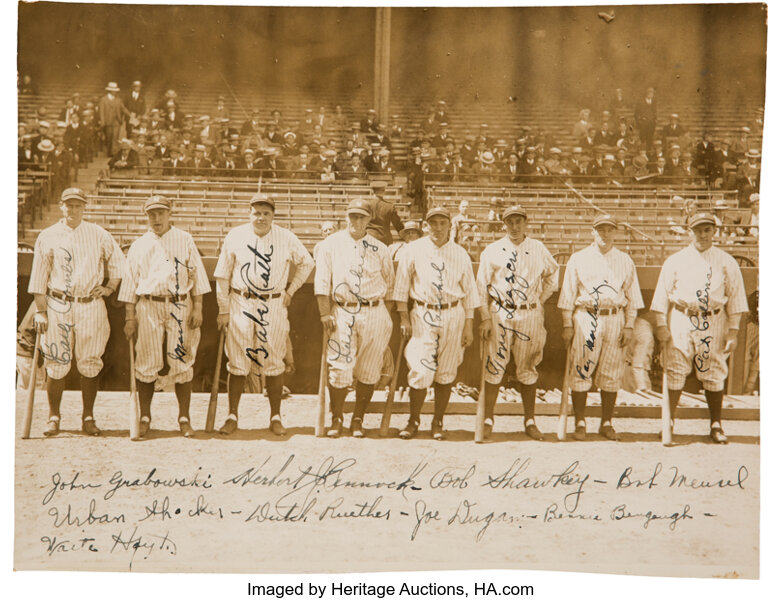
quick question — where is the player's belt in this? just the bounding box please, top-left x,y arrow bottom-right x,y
141,293 -> 189,303
339,299 -> 381,308
415,299 -> 461,310
491,298 -> 537,311
47,289 -> 95,303
576,306 -> 620,316
673,302 -> 721,318
230,287 -> 282,301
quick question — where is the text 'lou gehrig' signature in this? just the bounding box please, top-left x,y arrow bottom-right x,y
329,238 -> 378,363
576,281 -> 618,380
241,242 -> 274,368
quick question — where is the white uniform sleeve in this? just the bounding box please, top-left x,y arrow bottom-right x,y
287,232 -> 315,296
557,255 -> 578,310
28,234 -> 53,295
313,238 -> 333,297
391,244 -> 414,303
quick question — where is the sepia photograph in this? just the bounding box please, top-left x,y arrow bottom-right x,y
10,0 -> 772,594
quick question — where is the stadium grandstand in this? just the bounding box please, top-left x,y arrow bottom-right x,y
17,4 -> 763,394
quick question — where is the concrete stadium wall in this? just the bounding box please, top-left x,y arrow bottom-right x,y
17,253 -> 758,395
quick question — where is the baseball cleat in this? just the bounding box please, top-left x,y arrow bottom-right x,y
43,416 -> 60,437
431,419 -> 445,441
179,418 -> 195,438
270,418 -> 287,436
525,422 -> 544,441
350,417 -> 365,438
598,423 -> 620,441
327,417 -> 343,438
138,416 -> 150,438
710,425 -> 728,444
483,419 -> 493,440
219,416 -> 238,435
573,423 -> 586,441
399,419 -> 419,440
82,417 -> 101,436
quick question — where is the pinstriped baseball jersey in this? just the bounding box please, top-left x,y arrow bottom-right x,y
558,244 -> 644,313
477,236 -> 559,386
314,230 -> 395,302
117,226 -> 211,302
651,244 -> 748,392
392,236 -> 481,311
314,230 -> 395,387
29,219 -> 125,297
215,223 -> 314,377
29,219 -> 124,379
118,226 -> 211,384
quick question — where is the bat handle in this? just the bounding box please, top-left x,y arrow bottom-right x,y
315,330 -> 328,437
474,341 -> 487,443
21,330 -> 41,439
557,344 -> 572,441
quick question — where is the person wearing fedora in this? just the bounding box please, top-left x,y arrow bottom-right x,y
97,81 -> 131,156
558,214 -> 644,441
109,138 -> 139,172
651,213 -> 748,444
215,193 -> 314,436
119,195 -> 211,438
315,198 -> 395,438
28,187 -> 126,436
392,207 -> 489,440
366,180 -> 403,247
477,204 -> 559,440
126,80 -> 146,122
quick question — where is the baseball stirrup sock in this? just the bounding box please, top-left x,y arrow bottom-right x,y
174,381 -> 192,420
80,375 -> 99,419
265,375 -> 284,418
328,386 -> 348,419
433,383 -> 452,422
520,384 -> 537,422
136,379 -> 155,419
227,374 -> 246,416
571,391 -> 588,425
408,387 -> 426,423
600,390 -> 617,423
353,382 -> 375,421
484,383 -> 501,421
705,390 -> 724,425
46,376 -> 66,417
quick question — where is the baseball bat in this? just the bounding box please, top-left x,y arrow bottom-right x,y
21,331 -> 41,439
129,339 -> 141,440
474,341 -> 488,443
315,330 -> 328,437
205,330 -> 225,432
661,342 -> 673,446
557,345 -> 572,441
379,337 -> 407,437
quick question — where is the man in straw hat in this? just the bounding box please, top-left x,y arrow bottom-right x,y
97,81 -> 130,156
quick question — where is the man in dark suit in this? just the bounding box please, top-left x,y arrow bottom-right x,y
109,138 -> 139,171
634,87 -> 657,152
126,80 -> 146,121
97,81 -> 131,156
185,144 -> 213,177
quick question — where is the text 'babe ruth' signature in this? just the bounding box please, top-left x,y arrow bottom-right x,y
241,242 -> 274,368
167,257 -> 193,363
576,281 -> 617,380
421,261 -> 446,372
42,248 -> 75,364
693,267 -> 713,373
329,238 -> 378,363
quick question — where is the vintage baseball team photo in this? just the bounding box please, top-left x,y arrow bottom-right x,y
13,1 -> 766,588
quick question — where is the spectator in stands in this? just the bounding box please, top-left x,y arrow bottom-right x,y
300,108 -> 316,136
440,147 -> 463,182
239,109 -> 261,136
389,114 -> 403,138
477,123 -> 493,148
389,221 -> 423,260
186,144 -> 212,177
366,180 -> 403,246
432,123 -> 451,149
161,146 -> 182,176
373,148 -> 394,176
572,108 -> 592,139
634,87 -> 657,152
581,125 -> 597,150
614,117 -> 630,145
318,150 -> 339,182
461,134 -> 478,166
502,152 -> 522,182
573,148 -> 592,176
693,130 -> 714,176
729,126 -> 751,163
746,193 -> 759,237
712,198 -> 736,239
420,106 -> 440,135
735,148 -> 761,206
50,138 -> 72,200
63,112 -> 83,164
651,155 -> 666,177
213,94 -> 230,122
34,137 -> 54,170
370,123 -> 392,150
126,80 -> 146,122
486,197 -> 503,233
449,200 -> 473,244
625,153 -> 649,178
313,220 -> 338,263
147,108 -> 163,132
163,99 -> 182,131
662,112 -> 685,149
135,130 -> 155,173
60,95 -> 79,126
290,152 -> 311,180
595,120 -> 615,146
19,73 -> 37,95
341,153 -> 368,181
433,100 -> 449,124
280,131 -> 299,157
154,132 -> 173,162
269,109 -> 283,127
360,109 -> 378,133
519,146 -> 541,175
406,148 -> 426,212
474,151 -> 497,183
544,147 -> 566,175
109,138 -> 139,172
680,151 -> 696,181
260,148 -> 281,178
199,115 -> 218,144
19,134 -> 34,169
710,137 -> 730,187
237,148 -> 259,178
348,122 -> 366,147
97,81 -> 131,156
212,141 -> 236,176
664,144 -> 684,176
263,121 -> 281,146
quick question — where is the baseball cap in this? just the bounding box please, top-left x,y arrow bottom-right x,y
687,213 -> 716,228
592,214 -> 618,228
249,193 -> 275,211
502,205 -> 527,220
425,206 -> 451,221
370,180 -> 388,191
61,187 -> 87,203
402,220 -> 421,233
144,195 -> 171,212
346,198 -> 372,217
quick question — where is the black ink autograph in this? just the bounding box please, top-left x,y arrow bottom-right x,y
421,261 -> 445,372
576,282 -> 617,380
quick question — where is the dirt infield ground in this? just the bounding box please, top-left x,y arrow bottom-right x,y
15,391 -> 759,578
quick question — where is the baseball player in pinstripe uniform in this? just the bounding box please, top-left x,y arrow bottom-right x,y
393,206 -> 490,440
651,212 -> 748,444
315,198 -> 395,438
28,187 -> 125,436
558,214 -> 643,441
476,204 -> 559,440
119,195 -> 211,438
215,193 -> 314,436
